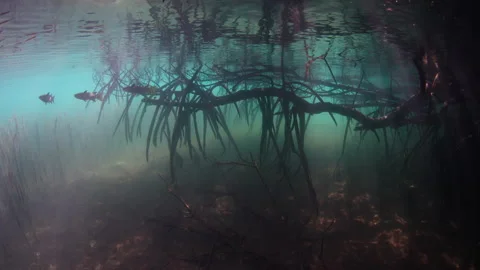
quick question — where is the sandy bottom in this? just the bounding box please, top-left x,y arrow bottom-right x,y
0,160 -> 465,270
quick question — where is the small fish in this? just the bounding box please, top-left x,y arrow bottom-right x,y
123,84 -> 157,95
74,91 -> 103,102
39,92 -> 55,104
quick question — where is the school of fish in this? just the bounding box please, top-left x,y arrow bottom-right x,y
38,85 -> 157,105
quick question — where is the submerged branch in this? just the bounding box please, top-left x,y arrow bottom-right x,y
115,61 -> 440,225
142,87 -> 430,131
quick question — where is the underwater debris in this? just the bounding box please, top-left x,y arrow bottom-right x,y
0,18 -> 10,26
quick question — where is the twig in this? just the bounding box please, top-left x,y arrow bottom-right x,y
205,235 -> 219,270
215,153 -> 276,207
158,173 -> 192,216
318,218 -> 336,270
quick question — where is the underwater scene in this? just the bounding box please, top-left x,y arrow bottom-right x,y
0,0 -> 476,269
